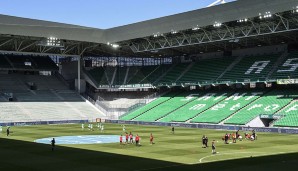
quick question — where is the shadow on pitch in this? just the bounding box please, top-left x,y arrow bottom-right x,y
1,137 -> 298,171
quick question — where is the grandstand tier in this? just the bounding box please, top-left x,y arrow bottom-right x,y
274,100 -> 298,127
191,91 -> 264,124
0,54 -> 58,71
133,91 -> 198,121
0,73 -> 105,122
225,90 -> 298,125
270,51 -> 298,80
218,54 -> 281,83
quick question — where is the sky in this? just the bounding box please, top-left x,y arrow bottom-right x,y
0,0 -> 236,29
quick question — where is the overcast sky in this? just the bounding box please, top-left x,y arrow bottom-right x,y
0,0 -> 236,29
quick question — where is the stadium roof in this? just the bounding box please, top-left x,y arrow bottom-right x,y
0,0 -> 298,57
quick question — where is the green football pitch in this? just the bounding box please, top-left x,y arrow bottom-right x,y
1,123 -> 298,171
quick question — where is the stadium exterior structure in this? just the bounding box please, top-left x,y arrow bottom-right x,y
1,0 -> 298,128
0,0 -> 297,56
1,0 -> 298,92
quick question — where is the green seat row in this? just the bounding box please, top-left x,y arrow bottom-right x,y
191,91 -> 264,124
160,91 -> 231,122
225,90 -> 295,125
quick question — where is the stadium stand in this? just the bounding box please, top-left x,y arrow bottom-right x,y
225,89 -> 296,125
120,91 -> 178,121
85,52 -> 296,88
269,51 -> 298,79
191,91 -> 264,124
141,65 -> 172,84
218,53 -> 281,83
113,66 -> 127,85
157,63 -> 190,85
0,54 -> 58,71
133,91 -> 203,121
274,100 -> 298,127
87,67 -> 106,86
30,56 -> 58,70
178,58 -> 233,84
159,91 -> 232,122
86,64 -> 173,87
126,66 -> 144,85
0,73 -> 105,122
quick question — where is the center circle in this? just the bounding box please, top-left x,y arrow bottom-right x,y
35,135 -> 120,144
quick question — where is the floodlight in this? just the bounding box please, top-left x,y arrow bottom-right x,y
259,11 -> 272,19
237,18 -> 248,23
38,37 -> 63,47
213,22 -> 222,27
171,30 -> 177,34
192,27 -> 200,31
112,44 -> 119,48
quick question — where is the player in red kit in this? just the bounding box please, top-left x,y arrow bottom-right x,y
120,135 -> 123,145
150,133 -> 154,145
135,134 -> 140,146
125,133 -> 129,144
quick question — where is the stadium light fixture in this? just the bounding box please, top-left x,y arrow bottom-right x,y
111,44 -> 119,48
259,11 -> 272,19
213,22 -> 222,28
293,6 -> 298,13
192,26 -> 200,31
171,30 -> 178,34
153,32 -> 163,37
237,18 -> 248,23
107,42 -> 120,48
38,37 -> 63,47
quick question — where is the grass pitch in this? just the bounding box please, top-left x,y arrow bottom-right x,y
1,123 -> 298,171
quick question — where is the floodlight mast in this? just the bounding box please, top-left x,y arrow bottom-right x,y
207,0 -> 226,7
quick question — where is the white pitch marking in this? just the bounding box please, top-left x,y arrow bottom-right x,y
197,151 -> 287,163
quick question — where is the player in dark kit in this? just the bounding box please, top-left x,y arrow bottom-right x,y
212,140 -> 216,154
51,138 -> 55,151
6,127 -> 10,136
202,135 -> 206,148
172,126 -> 175,134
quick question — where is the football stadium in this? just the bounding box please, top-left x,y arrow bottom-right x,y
1,0 -> 298,170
